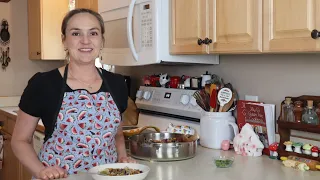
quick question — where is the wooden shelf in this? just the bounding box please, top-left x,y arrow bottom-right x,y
277,121 -> 320,161
278,150 -> 320,162
277,95 -> 320,162
278,121 -> 320,134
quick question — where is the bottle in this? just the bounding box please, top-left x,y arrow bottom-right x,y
281,98 -> 295,122
315,103 -> 320,120
302,100 -> 319,125
293,101 -> 303,123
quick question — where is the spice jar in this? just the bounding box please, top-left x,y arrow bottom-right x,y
315,103 -> 320,120
293,101 -> 303,123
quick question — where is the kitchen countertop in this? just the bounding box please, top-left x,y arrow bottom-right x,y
1,107 -> 319,179
60,146 -> 318,180
0,106 -> 45,132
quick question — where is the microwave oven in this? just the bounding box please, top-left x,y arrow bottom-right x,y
98,0 -> 219,66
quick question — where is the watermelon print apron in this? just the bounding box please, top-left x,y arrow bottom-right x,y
36,65 -> 122,176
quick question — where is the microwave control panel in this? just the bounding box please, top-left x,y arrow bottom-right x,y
140,3 -> 153,48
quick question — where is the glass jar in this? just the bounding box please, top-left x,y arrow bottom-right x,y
315,103 -> 320,120
293,101 -> 303,123
302,100 -> 319,125
282,98 -> 295,122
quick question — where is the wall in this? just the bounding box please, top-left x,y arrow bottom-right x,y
0,0 -> 63,96
116,53 -> 320,140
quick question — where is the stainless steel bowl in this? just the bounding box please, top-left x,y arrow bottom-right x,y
129,132 -> 197,161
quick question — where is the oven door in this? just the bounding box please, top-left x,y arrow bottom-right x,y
98,0 -> 157,66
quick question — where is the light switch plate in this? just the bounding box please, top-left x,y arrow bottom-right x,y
245,95 -> 259,102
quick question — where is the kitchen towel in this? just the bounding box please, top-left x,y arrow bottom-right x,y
0,135 -> 3,169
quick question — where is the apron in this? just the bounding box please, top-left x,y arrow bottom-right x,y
37,65 -> 122,175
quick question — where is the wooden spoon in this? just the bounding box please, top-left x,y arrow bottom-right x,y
222,92 -> 235,112
217,88 -> 232,112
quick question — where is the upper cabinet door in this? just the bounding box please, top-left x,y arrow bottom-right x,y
28,0 -> 69,60
170,0 -> 208,54
76,0 -> 98,12
264,0 -> 320,52
209,0 -> 262,54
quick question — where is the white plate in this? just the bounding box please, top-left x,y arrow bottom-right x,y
88,163 -> 150,180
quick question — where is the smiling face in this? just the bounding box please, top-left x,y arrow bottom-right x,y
62,12 -> 103,64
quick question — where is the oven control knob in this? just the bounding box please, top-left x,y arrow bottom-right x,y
190,96 -> 197,106
136,90 -> 143,99
180,94 -> 190,105
143,91 -> 151,100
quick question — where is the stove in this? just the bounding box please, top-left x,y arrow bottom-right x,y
135,86 -> 202,133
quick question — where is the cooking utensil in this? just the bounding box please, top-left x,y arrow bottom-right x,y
123,126 -> 160,137
193,90 -> 210,111
217,88 -> 232,112
123,126 -> 160,150
209,84 -> 217,112
222,92 -> 235,112
129,132 -> 198,161
228,105 -> 237,112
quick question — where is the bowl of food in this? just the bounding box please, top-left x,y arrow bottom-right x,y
88,163 -> 150,180
213,156 -> 234,168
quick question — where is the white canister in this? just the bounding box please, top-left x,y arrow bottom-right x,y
200,112 -> 239,149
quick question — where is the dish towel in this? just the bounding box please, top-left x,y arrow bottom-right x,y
0,135 -> 3,169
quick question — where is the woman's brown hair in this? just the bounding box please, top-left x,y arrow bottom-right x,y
61,8 -> 105,41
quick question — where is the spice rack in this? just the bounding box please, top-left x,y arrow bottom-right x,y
277,95 -> 320,162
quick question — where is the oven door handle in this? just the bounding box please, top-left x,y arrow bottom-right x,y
127,0 -> 139,62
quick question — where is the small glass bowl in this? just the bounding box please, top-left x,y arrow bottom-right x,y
213,156 -> 234,168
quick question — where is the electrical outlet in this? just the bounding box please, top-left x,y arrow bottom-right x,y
245,95 -> 259,102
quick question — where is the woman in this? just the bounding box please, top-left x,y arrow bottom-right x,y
11,8 -> 135,180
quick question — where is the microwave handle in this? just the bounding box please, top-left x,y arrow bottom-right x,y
127,0 -> 139,61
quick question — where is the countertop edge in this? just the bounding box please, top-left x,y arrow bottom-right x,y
0,108 -> 45,134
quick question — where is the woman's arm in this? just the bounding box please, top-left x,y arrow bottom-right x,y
115,122 -> 128,160
11,109 -> 45,177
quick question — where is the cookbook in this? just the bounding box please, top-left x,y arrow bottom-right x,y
236,100 -> 276,156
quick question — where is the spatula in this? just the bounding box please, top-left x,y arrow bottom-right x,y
209,84 -> 217,112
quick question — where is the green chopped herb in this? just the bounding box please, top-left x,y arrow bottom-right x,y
215,159 -> 233,168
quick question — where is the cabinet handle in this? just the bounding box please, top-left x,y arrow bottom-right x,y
197,38 -> 204,45
37,52 -> 41,55
203,38 -> 212,44
311,29 -> 320,39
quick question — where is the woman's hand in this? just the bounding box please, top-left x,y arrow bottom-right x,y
118,156 -> 137,163
36,166 -> 68,180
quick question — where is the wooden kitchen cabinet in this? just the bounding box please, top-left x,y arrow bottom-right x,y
263,0 -> 320,52
171,0 -> 320,54
208,0 -> 263,53
170,0 -> 262,54
170,0 -> 208,54
1,132 -> 20,180
28,0 -> 69,60
0,111 -> 32,180
76,0 -> 98,12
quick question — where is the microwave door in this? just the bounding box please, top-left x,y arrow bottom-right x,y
100,7 -> 137,66
100,0 -> 156,66
127,0 -> 138,61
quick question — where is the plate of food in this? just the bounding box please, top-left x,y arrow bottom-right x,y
88,163 -> 150,180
